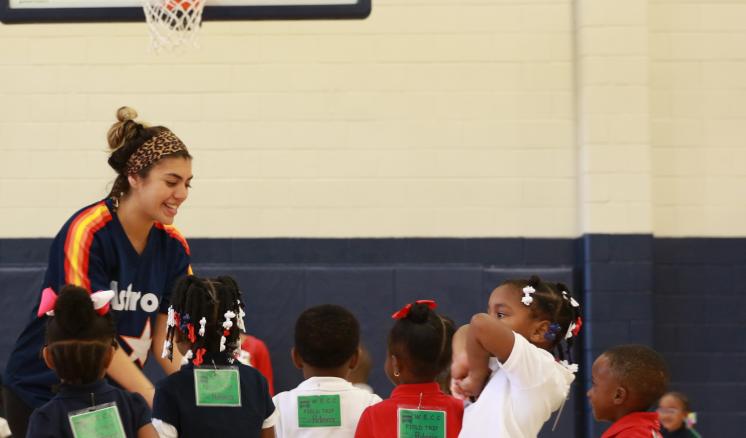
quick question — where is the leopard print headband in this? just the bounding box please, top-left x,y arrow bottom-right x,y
125,130 -> 188,175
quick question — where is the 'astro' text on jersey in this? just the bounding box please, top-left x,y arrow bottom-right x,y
4,199 -> 191,408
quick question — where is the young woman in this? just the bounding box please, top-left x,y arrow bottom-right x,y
3,107 -> 194,437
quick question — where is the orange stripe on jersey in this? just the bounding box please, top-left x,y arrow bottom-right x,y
63,202 -> 112,291
154,222 -> 191,256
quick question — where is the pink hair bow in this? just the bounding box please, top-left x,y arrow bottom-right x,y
391,299 -> 437,320
37,287 -> 115,318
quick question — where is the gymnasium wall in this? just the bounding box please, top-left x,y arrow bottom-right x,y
1,1 -> 745,437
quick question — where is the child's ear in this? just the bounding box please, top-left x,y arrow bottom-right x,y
391,354 -> 402,375
42,346 -> 56,371
290,347 -> 304,370
529,320 -> 551,345
347,347 -> 360,370
612,386 -> 628,405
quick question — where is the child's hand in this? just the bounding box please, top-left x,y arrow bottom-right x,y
454,370 -> 490,399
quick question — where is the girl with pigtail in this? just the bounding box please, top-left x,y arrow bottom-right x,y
355,300 -> 463,438
451,275 -> 583,438
4,106 -> 193,437
152,275 -> 277,438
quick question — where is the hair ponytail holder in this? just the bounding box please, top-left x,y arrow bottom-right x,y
391,299 -> 437,320
37,287 -> 114,318
521,286 -> 536,306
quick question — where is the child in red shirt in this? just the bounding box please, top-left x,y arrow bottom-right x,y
355,300 -> 463,438
587,344 -> 670,438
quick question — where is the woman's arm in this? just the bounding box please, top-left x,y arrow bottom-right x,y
260,426 -> 275,438
106,348 -> 155,407
137,424 -> 160,438
152,313 -> 183,375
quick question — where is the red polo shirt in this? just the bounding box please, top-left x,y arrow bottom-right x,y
355,382 -> 464,438
602,412 -> 662,438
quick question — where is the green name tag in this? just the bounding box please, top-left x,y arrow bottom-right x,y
68,403 -> 126,438
297,395 -> 342,428
398,408 -> 446,438
194,367 -> 241,407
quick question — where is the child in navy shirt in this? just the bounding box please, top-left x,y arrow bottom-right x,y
355,300 -> 463,438
152,275 -> 277,438
26,285 -> 156,438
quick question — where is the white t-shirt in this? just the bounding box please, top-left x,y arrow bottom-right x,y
458,333 -> 575,438
273,376 -> 382,438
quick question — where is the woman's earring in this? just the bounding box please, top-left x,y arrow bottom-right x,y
394,369 -> 400,377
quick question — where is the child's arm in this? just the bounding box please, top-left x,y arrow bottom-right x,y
107,347 -> 155,407
450,325 -> 470,400
137,424 -> 160,438
469,313 -> 515,363
260,426 -> 274,438
455,314 -> 516,397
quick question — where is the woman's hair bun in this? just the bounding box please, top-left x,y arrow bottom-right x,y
116,106 -> 138,123
107,106 -> 143,154
54,286 -> 96,336
407,302 -> 432,324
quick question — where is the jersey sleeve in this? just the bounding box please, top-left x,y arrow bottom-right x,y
159,226 -> 192,312
44,203 -> 113,295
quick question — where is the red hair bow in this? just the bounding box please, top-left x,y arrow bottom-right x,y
571,317 -> 583,337
391,299 -> 437,320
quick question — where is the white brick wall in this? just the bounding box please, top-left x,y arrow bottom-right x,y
0,1 -> 577,238
650,1 -> 746,237
1,0 -> 745,238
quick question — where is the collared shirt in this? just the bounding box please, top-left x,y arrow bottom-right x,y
274,376 -> 382,438
355,382 -> 464,438
458,332 -> 575,438
26,380 -> 151,438
153,360 -> 277,438
602,412 -> 662,438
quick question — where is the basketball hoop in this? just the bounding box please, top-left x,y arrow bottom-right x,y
142,0 -> 206,52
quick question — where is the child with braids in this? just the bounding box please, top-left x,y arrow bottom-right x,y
355,300 -> 463,438
152,276 -> 277,438
26,285 -> 157,438
452,276 -> 582,437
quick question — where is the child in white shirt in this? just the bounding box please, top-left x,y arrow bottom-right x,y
452,276 -> 582,438
273,305 -> 381,437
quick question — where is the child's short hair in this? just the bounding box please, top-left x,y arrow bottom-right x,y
166,275 -> 244,365
604,344 -> 670,410
295,304 -> 360,369
45,285 -> 116,384
388,301 -> 455,380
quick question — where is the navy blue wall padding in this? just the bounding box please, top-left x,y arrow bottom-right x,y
2,236 -> 744,437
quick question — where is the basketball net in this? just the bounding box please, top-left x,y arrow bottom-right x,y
142,0 -> 206,52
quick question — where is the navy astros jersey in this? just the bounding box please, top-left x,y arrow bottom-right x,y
4,198 -> 191,408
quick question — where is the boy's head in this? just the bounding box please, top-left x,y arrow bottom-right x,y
587,344 -> 669,422
293,304 -> 360,376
